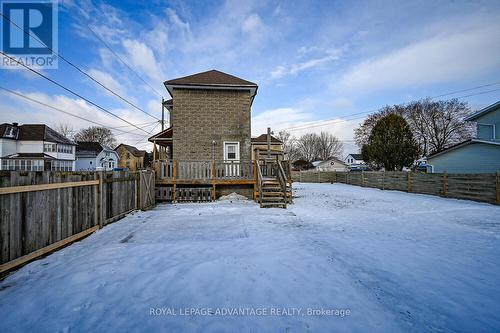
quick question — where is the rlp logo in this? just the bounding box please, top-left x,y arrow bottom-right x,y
1,1 -> 58,68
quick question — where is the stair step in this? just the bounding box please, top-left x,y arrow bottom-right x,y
261,197 -> 286,202
260,202 -> 287,208
262,192 -> 285,196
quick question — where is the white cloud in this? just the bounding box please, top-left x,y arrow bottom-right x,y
252,108 -> 313,135
122,39 -> 165,83
337,24 -> 500,92
270,48 -> 342,79
86,68 -> 128,97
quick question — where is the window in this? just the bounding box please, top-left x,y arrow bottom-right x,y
224,142 -> 240,161
57,144 -> 73,154
0,159 -> 43,171
477,124 -> 494,140
44,143 -> 56,152
51,160 -> 73,171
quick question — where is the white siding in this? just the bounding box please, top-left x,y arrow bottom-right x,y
0,139 -> 17,157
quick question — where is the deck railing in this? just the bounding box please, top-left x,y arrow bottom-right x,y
154,160 -> 255,181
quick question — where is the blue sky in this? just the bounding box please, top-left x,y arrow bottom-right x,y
1,0 -> 500,153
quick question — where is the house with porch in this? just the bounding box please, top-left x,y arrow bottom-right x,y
149,70 -> 292,207
426,100 -> 500,173
0,123 -> 76,171
75,142 -> 119,171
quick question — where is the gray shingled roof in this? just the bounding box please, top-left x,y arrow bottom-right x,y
165,70 -> 257,87
0,123 -> 75,144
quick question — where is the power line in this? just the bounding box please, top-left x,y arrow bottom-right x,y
133,122 -> 160,145
0,51 -> 151,134
87,24 -> 165,99
0,86 -> 156,137
280,85 -> 500,132
0,12 -> 161,121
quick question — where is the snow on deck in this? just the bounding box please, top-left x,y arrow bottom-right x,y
1,183 -> 499,332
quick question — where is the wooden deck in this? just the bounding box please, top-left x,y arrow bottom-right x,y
153,159 -> 292,203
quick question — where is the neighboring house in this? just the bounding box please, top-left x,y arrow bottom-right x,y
426,100 -> 500,173
251,134 -> 284,160
0,123 -> 76,171
75,142 -> 119,171
315,158 -> 349,172
344,153 -> 365,165
311,161 -> 322,168
115,144 -> 146,171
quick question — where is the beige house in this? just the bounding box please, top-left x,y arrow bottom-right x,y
251,134 -> 284,160
115,144 -> 146,171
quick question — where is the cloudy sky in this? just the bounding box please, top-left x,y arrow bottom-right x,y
1,0 -> 500,153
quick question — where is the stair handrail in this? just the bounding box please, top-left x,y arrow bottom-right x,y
277,160 -> 289,204
256,159 -> 264,204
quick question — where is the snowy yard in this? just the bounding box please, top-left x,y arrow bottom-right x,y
1,183 -> 500,332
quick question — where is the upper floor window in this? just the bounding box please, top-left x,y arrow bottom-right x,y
477,124 -> 495,140
44,143 -> 56,152
57,144 -> 73,154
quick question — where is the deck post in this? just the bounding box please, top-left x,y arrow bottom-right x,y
253,160 -> 257,200
212,160 -> 216,201
172,160 -> 177,203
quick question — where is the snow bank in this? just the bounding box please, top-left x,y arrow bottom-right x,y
218,192 -> 248,201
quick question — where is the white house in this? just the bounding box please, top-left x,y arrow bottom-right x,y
344,153 -> 365,165
315,158 -> 349,172
0,123 -> 76,171
76,142 -> 119,171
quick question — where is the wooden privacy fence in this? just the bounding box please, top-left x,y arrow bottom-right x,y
292,171 -> 500,205
0,170 -> 155,272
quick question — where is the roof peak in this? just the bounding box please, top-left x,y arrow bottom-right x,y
164,69 -> 257,87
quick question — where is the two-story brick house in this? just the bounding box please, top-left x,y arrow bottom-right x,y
150,69 -> 257,162
148,70 -> 290,205
0,123 -> 76,171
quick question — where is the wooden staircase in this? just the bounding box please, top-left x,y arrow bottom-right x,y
256,159 -> 292,208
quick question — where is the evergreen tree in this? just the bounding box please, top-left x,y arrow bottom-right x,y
362,114 -> 420,171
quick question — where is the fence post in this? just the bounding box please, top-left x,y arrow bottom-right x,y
382,171 -> 385,190
443,172 -> 448,197
333,170 -> 336,183
98,171 -> 104,228
407,172 -> 411,192
496,172 -> 499,204
318,170 -> 321,183
361,171 -> 365,187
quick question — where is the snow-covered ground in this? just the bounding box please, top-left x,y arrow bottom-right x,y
1,183 -> 500,332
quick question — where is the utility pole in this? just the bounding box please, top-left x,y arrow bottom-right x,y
161,97 -> 165,131
267,127 -> 272,159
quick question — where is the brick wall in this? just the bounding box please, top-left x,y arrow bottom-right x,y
172,88 -> 252,161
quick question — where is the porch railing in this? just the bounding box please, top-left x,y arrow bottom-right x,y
154,160 -> 254,181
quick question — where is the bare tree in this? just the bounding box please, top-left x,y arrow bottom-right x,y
354,99 -> 474,156
315,131 -> 344,160
277,130 -> 300,161
53,123 -> 75,140
74,126 -> 117,148
404,99 -> 474,155
295,133 -> 318,162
